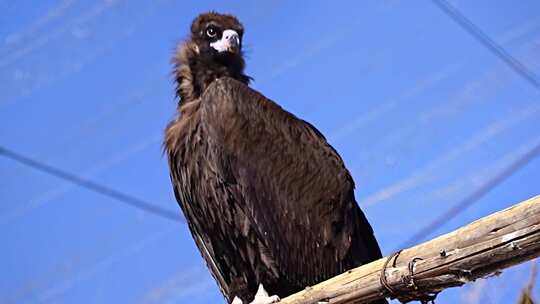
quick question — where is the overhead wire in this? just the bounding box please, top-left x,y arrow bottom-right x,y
398,140 -> 540,249
396,0 -> 540,249
0,145 -> 182,223
431,0 -> 540,90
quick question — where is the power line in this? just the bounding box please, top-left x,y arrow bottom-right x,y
399,140 -> 540,249
431,0 -> 540,90
0,145 -> 182,223
398,1 -> 540,248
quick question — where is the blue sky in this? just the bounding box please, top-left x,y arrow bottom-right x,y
1,1 -> 539,303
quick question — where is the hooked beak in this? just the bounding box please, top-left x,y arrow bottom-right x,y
210,29 -> 240,54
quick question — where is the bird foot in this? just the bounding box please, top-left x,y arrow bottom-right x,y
231,297 -> 243,304
231,284 -> 280,304
251,284 -> 280,304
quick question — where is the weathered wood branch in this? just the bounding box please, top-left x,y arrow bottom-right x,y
280,194 -> 540,304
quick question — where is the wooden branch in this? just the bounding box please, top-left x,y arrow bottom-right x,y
280,194 -> 540,304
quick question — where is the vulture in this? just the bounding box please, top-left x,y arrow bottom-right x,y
164,12 -> 385,304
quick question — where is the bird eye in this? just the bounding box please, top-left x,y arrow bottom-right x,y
206,27 -> 217,38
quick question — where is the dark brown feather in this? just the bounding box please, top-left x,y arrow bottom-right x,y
166,77 -> 383,301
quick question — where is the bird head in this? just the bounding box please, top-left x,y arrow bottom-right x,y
190,12 -> 244,56
173,12 -> 250,104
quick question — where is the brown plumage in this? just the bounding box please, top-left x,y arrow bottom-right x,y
164,12 -> 385,303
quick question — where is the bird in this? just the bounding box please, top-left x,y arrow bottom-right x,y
164,12 -> 385,304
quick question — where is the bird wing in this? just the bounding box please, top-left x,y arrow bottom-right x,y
198,77 -> 383,287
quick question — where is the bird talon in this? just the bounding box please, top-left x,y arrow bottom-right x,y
250,284 -> 280,303
232,296 -> 244,304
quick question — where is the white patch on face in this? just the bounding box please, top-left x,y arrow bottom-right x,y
210,29 -> 240,53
